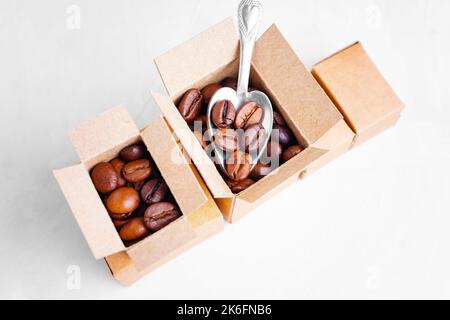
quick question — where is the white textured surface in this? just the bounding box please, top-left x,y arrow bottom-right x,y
1,0 -> 449,300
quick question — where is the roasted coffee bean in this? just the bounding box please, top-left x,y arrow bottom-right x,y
91,162 -> 119,194
140,179 -> 169,205
282,145 -> 304,163
265,141 -> 283,159
110,158 -> 127,187
250,162 -> 274,181
221,77 -> 238,90
133,180 -> 146,191
273,112 -> 287,127
113,218 -> 130,230
202,83 -> 222,105
273,124 -> 294,147
227,178 -> 255,194
226,151 -> 252,181
211,100 -> 236,128
122,159 -> 152,183
193,130 -> 208,149
235,101 -> 264,129
119,217 -> 150,242
144,202 -> 181,232
109,211 -> 132,221
178,89 -> 204,123
243,124 -> 267,153
120,144 -> 146,162
214,128 -> 238,152
106,187 -> 140,214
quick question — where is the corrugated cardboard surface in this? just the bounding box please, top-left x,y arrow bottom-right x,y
151,92 -> 234,199
155,17 -> 239,100
106,160 -> 224,286
106,224 -> 220,286
55,107 -> 224,273
141,118 -> 208,215
54,165 -> 125,259
127,217 -> 197,271
312,42 -> 404,145
231,148 -> 327,223
355,111 -> 401,146
69,106 -> 140,164
253,25 -> 343,147
55,107 -> 143,259
306,119 -> 356,177
238,147 -> 327,204
312,119 -> 355,151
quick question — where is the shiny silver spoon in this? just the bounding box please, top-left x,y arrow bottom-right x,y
207,0 -> 273,176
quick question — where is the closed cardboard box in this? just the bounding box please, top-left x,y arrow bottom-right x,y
312,42 -> 405,146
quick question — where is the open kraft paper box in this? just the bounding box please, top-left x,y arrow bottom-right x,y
152,18 -> 356,223
54,107 -> 223,286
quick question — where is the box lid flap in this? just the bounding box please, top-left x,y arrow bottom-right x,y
312,42 -> 404,134
141,117 -> 208,215
154,17 -> 239,99
151,92 -> 234,199
238,147 -> 327,204
69,106 -> 140,163
252,25 -> 343,146
54,165 -> 125,259
127,217 -> 197,271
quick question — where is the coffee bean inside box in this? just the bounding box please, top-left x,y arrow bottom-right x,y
152,18 -> 351,223
178,78 -> 304,194
90,143 -> 181,246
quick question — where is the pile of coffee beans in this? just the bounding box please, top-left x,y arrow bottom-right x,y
90,143 -> 181,246
178,77 -> 304,194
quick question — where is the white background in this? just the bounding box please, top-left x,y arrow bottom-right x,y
1,0 -> 449,300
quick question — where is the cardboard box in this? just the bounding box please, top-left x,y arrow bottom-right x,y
54,106 -> 223,286
152,18 -> 355,222
312,42 -> 405,146
53,19 -> 404,286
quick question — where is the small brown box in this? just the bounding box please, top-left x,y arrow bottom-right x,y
153,18 -> 355,222
54,106 -> 223,286
312,42 -> 405,146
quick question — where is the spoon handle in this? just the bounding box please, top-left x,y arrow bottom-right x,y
237,0 -> 263,96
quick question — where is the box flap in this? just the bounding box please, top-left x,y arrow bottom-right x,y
312,42 -> 404,135
54,165 -> 125,259
252,25 -> 343,146
127,217 -> 197,271
151,92 -> 234,199
238,147 -> 327,204
141,117 -> 208,215
184,160 -> 226,227
154,17 -> 239,99
69,106 -> 140,163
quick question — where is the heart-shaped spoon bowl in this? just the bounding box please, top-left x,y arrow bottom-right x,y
207,87 -> 273,176
206,0 -> 272,179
